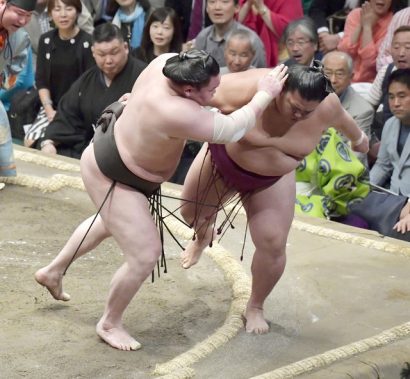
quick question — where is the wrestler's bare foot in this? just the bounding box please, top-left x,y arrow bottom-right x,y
244,305 -> 269,334
96,319 -> 141,351
34,267 -> 71,301
180,240 -> 206,269
181,230 -> 217,269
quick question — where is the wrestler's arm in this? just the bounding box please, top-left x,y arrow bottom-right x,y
210,68 -> 272,114
169,66 -> 288,143
323,93 -> 369,154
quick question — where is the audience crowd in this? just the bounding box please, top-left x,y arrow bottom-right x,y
3,0 -> 410,239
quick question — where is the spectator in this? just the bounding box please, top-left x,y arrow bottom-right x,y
377,6 -> 410,71
220,29 -> 255,74
132,6 -> 182,63
367,25 -> 410,141
0,0 -> 35,179
24,0 -> 95,148
337,0 -> 394,83
195,0 -> 266,68
370,68 -> 410,195
282,17 -> 321,67
308,0 -> 359,54
322,50 -> 374,167
238,0 -> 303,67
25,0 -> 95,68
109,0 -> 150,49
0,46 -> 34,112
40,23 -> 146,158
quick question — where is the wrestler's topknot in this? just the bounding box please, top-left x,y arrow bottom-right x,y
284,62 -> 334,101
163,49 -> 220,89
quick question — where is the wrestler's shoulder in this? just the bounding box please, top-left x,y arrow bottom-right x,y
314,93 -> 342,120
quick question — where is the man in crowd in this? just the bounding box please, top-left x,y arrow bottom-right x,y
39,23 -> 146,158
322,50 -> 374,167
193,0 -> 266,68
370,69 -> 410,197
220,29 -> 255,74
283,17 -> 322,67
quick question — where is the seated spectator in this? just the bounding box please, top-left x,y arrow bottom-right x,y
109,0 -> 151,49
322,50 -> 374,167
366,25 -> 410,142
24,0 -> 95,148
132,6 -> 182,63
377,6 -> 410,70
308,0 -> 359,54
194,0 -> 266,68
25,0 -> 95,68
238,0 -> 303,67
370,68 -> 410,195
39,23 -> 147,158
337,0 -> 393,83
348,68 -> 410,239
0,47 -> 34,112
282,17 -> 321,67
220,29 -> 255,74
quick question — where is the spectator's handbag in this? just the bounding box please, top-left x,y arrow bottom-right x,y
8,87 -> 41,140
348,189 -> 410,241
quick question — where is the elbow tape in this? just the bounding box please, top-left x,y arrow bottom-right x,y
212,105 -> 256,143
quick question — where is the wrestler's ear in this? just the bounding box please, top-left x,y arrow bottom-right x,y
182,85 -> 194,98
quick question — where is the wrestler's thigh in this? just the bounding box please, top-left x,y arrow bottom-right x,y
80,144 -> 116,208
100,184 -> 161,263
244,171 -> 296,251
181,144 -> 233,216
81,145 -> 160,261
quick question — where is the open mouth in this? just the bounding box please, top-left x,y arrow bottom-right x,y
397,60 -> 409,68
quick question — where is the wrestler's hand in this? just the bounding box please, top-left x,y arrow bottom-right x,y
351,133 -> 369,154
118,92 -> 131,104
257,64 -> 288,99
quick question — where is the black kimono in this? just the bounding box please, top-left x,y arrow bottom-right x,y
44,57 -> 147,158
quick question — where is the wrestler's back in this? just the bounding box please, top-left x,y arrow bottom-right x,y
114,54 -> 187,183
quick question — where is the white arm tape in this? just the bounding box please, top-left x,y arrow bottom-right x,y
211,91 -> 273,143
352,130 -> 365,147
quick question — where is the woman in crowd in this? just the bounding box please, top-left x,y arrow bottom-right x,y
25,0 -> 95,148
108,0 -> 151,49
238,0 -> 303,67
337,0 -> 394,83
132,6 -> 182,63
